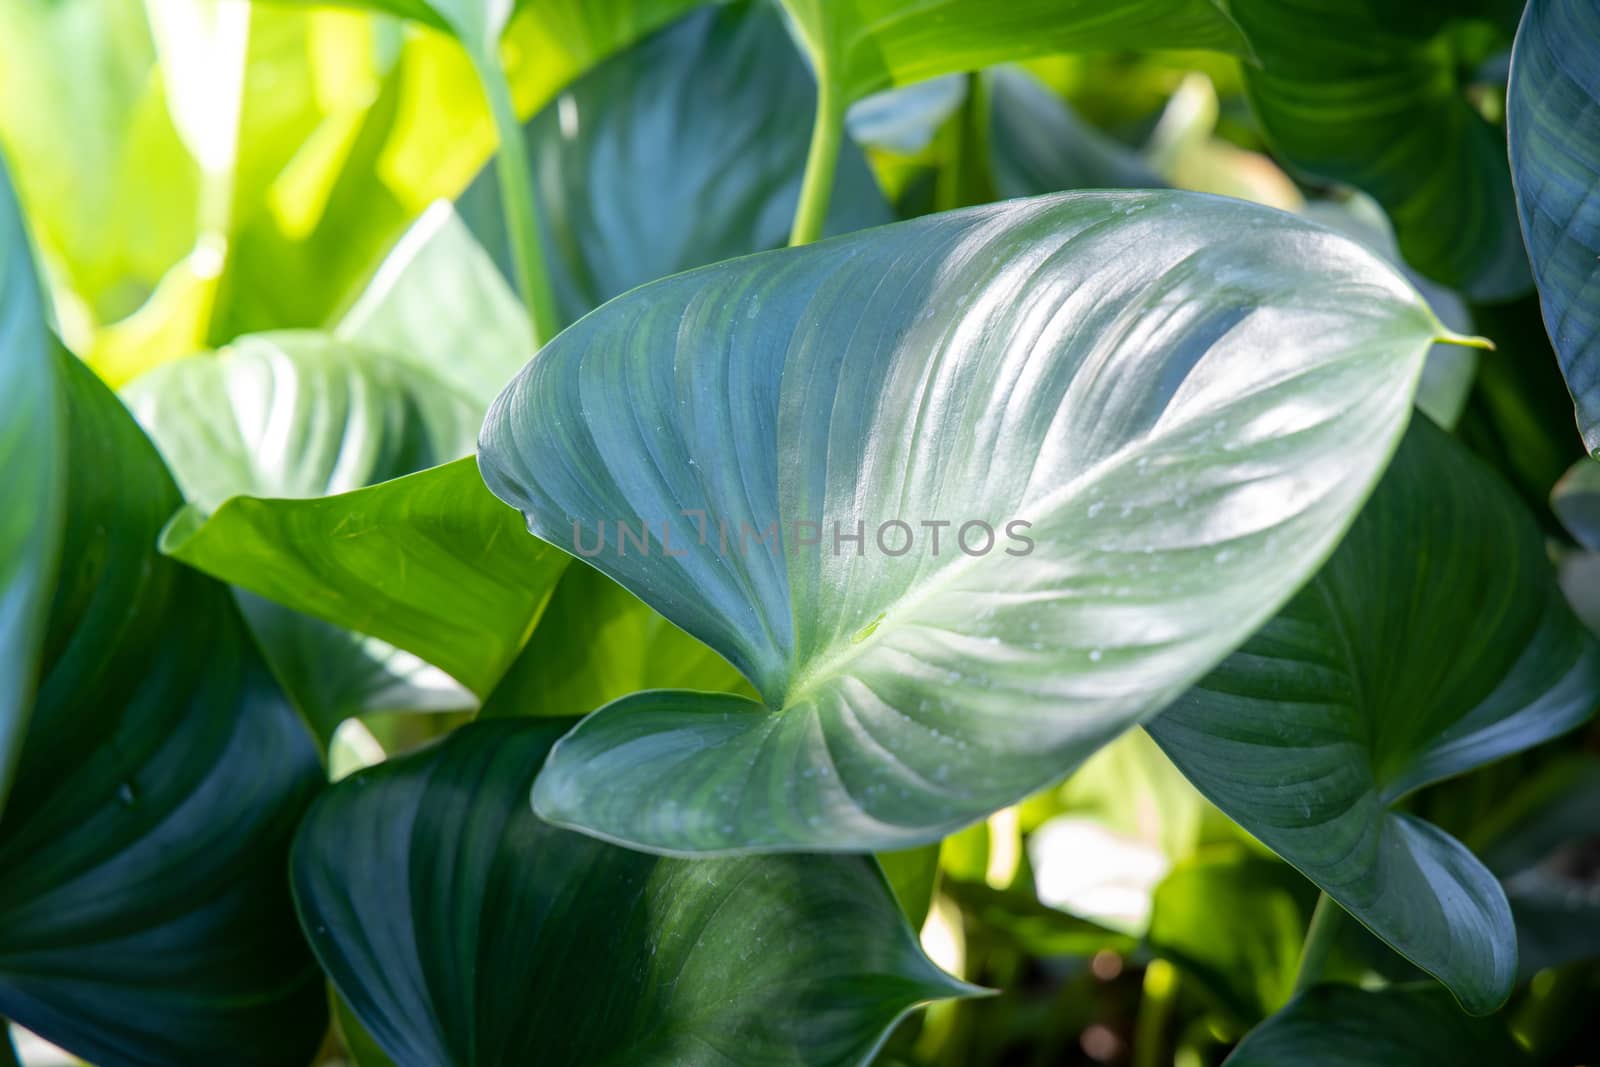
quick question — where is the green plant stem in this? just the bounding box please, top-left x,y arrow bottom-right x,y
1291,892 -> 1343,998
789,76 -> 845,246
474,49 -> 560,348
1133,958 -> 1179,1067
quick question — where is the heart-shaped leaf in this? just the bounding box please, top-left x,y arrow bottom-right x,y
163,457 -> 568,703
0,343 -> 325,1063
292,717 -> 975,1067
1230,0 -> 1530,300
776,0 -> 1249,105
477,190 -> 1453,855
460,0 -> 891,328
1149,419 -> 1600,1013
1508,0 -> 1600,451
1225,985 -> 1530,1067
0,160 -> 63,810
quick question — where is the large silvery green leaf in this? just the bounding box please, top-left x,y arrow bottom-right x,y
0,347 -> 324,1064
1230,0 -> 1530,300
126,331 -> 484,743
293,718 -> 974,1067
477,190 -> 1454,856
461,1 -> 891,328
1149,420 -> 1600,1014
0,161 -> 63,811
775,0 -> 1249,104
1508,0 -> 1600,451
1225,985 -> 1530,1067
163,458 -> 569,702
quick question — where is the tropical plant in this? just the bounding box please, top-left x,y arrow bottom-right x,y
2,0 -> 1599,1064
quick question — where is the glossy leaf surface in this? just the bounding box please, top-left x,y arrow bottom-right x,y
1151,420 -> 1600,1013
479,190 -> 1448,855
462,1 -> 891,327
1509,0 -> 1600,450
0,348 -> 324,1064
776,0 -> 1249,104
1231,0 -> 1530,300
293,718 -> 973,1067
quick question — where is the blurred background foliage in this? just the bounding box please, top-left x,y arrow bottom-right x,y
3,1 -> 1597,1065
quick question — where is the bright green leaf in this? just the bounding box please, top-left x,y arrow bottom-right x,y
162,457 -> 568,702
479,562 -> 751,718
1509,0 -> 1600,451
0,160 -> 63,811
1147,851 -> 1316,1024
1231,0 -> 1530,300
0,345 -> 324,1064
126,331 -> 485,742
776,0 -> 1250,105
461,0 -> 891,328
292,718 -> 976,1067
1150,419 -> 1600,1014
1226,985 -> 1530,1067
477,190 -> 1448,855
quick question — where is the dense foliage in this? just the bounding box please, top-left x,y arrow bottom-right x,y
2,0 -> 1599,1064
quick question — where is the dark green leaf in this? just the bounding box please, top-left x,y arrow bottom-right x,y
1509,0 -> 1600,451
162,457 -> 569,702
940,879 -> 1137,959
1150,420 -> 1600,1013
1232,0 -> 1530,299
878,844 -> 941,930
0,159 -> 63,810
1225,985 -> 1530,1067
462,1 -> 891,328
0,347 -> 324,1064
777,0 -> 1250,105
478,190 -> 1449,855
292,718 -> 975,1067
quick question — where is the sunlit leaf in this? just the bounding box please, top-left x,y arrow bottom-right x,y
776,0 -> 1249,105
478,190 -> 1449,855
1151,420 -> 1600,1013
293,718 -> 976,1066
163,458 -> 567,702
